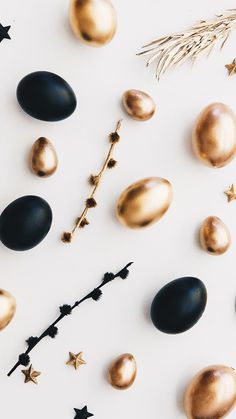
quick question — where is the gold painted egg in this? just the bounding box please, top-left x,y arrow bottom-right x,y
0,289 -> 16,331
192,103 -> 236,168
30,137 -> 58,178
116,177 -> 173,229
69,0 -> 117,47
122,90 -> 156,121
184,365 -> 236,419
108,353 -> 137,390
200,216 -> 231,255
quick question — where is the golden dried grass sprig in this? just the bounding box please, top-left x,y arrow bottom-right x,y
138,9 -> 236,80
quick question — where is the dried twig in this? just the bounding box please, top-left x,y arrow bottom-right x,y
138,9 -> 236,80
7,262 -> 133,377
62,120 -> 122,243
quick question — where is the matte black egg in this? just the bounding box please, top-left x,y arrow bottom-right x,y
150,277 -> 207,334
16,71 -> 77,122
0,196 -> 52,251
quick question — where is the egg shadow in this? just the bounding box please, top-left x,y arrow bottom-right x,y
182,122 -> 198,164
61,15 -> 84,48
102,360 -> 109,384
119,97 -> 127,118
234,297 -> 236,315
109,196 -> 118,224
142,293 -> 153,325
194,223 -> 201,249
103,355 -> 120,385
176,378 -> 188,414
24,146 -> 32,177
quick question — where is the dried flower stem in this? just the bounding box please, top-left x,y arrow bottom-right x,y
7,262 -> 133,377
138,9 -> 236,80
62,120 -> 122,243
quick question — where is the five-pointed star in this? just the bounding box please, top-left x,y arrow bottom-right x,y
225,58 -> 236,76
22,364 -> 41,384
224,184 -> 236,202
0,24 -> 11,43
74,406 -> 94,419
66,352 -> 86,370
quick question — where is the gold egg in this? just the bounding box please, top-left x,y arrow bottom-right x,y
184,365 -> 236,419
192,103 -> 236,168
0,289 -> 16,331
116,177 -> 173,229
200,216 -> 231,255
69,0 -> 117,47
108,354 -> 137,390
122,89 -> 156,121
30,137 -> 58,178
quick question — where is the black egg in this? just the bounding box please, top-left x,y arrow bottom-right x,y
16,71 -> 77,122
0,196 -> 52,251
150,277 -> 207,334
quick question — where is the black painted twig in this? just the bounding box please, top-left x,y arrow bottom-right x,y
7,262 -> 133,377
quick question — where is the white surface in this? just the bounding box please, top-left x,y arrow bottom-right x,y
1,1 -> 236,418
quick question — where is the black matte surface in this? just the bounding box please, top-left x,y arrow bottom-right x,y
150,277 -> 207,334
0,195 -> 52,251
17,71 -> 77,122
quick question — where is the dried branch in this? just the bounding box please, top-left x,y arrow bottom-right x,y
62,120 -> 123,243
138,9 -> 236,80
7,262 -> 133,377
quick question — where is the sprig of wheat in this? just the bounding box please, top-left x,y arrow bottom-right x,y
138,9 -> 236,80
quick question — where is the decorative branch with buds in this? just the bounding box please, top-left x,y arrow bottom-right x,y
7,262 -> 133,377
62,119 -> 123,244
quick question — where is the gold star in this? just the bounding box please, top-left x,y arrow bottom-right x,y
66,352 -> 86,370
224,184 -> 236,202
22,365 -> 41,384
225,58 -> 236,76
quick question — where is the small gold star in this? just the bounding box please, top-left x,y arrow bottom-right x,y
66,352 -> 86,370
225,58 -> 236,76
22,365 -> 41,384
224,184 -> 236,202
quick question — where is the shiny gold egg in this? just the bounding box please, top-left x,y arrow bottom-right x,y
0,289 -> 16,331
69,0 -> 117,47
184,365 -> 236,419
192,103 -> 236,168
30,137 -> 58,178
116,177 -> 173,229
200,216 -> 231,255
108,354 -> 137,390
122,90 -> 156,121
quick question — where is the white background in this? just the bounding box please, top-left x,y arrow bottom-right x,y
1,0 -> 236,418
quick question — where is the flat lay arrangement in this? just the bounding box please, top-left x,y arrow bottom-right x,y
2,1 -> 236,418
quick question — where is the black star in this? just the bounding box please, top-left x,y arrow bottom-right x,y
74,406 -> 94,419
0,24 -> 11,43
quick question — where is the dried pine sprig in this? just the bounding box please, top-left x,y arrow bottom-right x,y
62,120 -> 123,244
138,9 -> 236,80
7,262 -> 133,377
